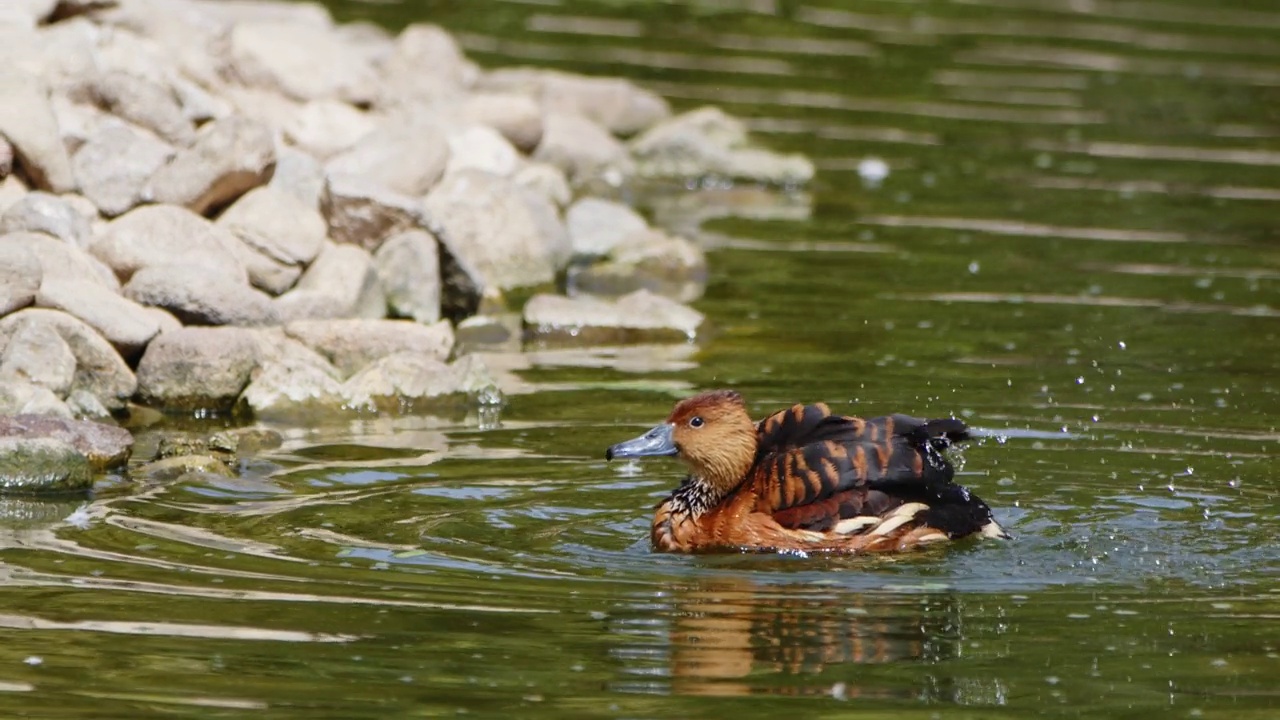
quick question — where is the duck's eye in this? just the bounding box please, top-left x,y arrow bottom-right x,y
689,416 -> 704,428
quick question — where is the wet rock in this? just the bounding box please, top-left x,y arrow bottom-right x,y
284,99 -> 376,160
341,352 -> 459,410
378,23 -> 476,109
139,454 -> 233,481
533,112 -> 633,185
72,118 -> 175,217
0,242 -> 39,315
2,231 -> 118,291
135,326 -> 260,412
0,309 -> 136,410
80,70 -> 194,146
35,279 -> 160,360
445,125 -> 519,178
0,414 -> 132,470
229,21 -> 378,105
284,318 -> 454,377
567,230 -> 708,303
0,437 -> 92,494
454,314 -> 521,354
321,173 -> 426,251
0,320 -> 76,396
424,169 -> 567,291
208,427 -> 283,457
124,264 -> 279,326
458,92 -> 543,153
0,381 -> 72,419
274,242 -> 385,321
513,162 -> 572,209
0,191 -> 91,247
480,68 -> 669,136
630,107 -> 815,185
145,116 -> 276,215
91,204 -> 247,283
239,359 -> 346,419
0,68 -> 75,192
217,186 -> 327,268
373,229 -> 441,325
523,289 -> 704,344
326,118 -> 450,197
565,197 -> 648,258
269,146 -> 325,209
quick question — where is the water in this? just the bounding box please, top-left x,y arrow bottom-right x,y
3,0 -> 1279,716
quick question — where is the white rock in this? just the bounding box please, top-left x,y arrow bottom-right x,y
326,117 -> 450,197
124,263 -> 279,327
523,289 -> 704,343
269,146 -> 325,210
513,163 -> 572,209
445,125 -> 519,178
458,92 -> 543,153
0,68 -> 75,192
480,67 -> 669,136
373,229 -> 441,325
217,186 -> 327,267
0,308 -> 136,409
565,197 -> 649,258
377,23 -> 475,109
0,231 -> 117,291
284,318 -> 454,377
630,106 -> 815,184
91,204 -> 248,283
0,320 -> 75,397
80,70 -> 194,147
533,112 -> 633,185
274,242 -> 384,322
228,21 -> 378,105
283,100 -> 376,160
321,173 -> 426,250
0,241 -> 40,316
35,279 -> 160,360
135,326 -> 261,411
72,118 -> 175,217
0,191 -> 92,247
145,115 -> 276,215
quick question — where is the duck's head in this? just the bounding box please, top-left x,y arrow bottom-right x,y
606,390 -> 758,496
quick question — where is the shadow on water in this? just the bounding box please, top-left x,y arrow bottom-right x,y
1,0 -> 1278,716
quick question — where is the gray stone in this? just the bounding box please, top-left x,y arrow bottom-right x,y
567,229 -> 708,303
139,454 -> 233,481
146,116 -> 276,215
72,118 -> 175,217
275,242 -> 384,321
269,146 -> 325,209
0,68 -> 75,192
0,241 -> 39,315
373,229 -> 441,324
217,186 -> 326,267
458,92 -> 543,153
170,75 -> 231,125
35,279 -> 160,360
91,204 -> 247,283
523,289 -> 704,344
445,125 -> 518,178
135,326 -> 260,412
377,23 -> 476,109
320,173 -> 426,251
124,264 -> 279,327
1,231 -> 119,291
630,106 -> 815,185
239,360 -> 346,420
0,437 -> 92,494
65,388 -> 111,421
223,233 -> 303,296
0,414 -> 132,470
228,21 -> 378,105
0,191 -> 91,247
284,318 -> 454,377
0,381 -> 71,419
0,308 -> 136,410
283,99 -> 376,160
513,163 -> 572,209
80,71 -> 194,146
0,320 -> 75,396
533,112 -> 634,185
341,352 -> 459,410
48,94 -> 105,157
480,67 -> 669,136
326,118 -> 450,197
244,328 -> 342,379
565,197 -> 649,258
424,169 -> 566,291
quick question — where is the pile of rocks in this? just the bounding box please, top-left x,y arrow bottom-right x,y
0,0 -> 812,490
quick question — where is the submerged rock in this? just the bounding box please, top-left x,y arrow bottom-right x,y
0,437 -> 92,494
567,229 -> 707,303
523,289 -> 704,344
0,414 -> 132,470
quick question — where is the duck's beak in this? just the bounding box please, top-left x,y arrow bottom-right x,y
606,423 -> 678,461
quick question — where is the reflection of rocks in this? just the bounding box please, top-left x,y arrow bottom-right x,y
631,107 -> 814,185
567,230 -> 707,303
523,290 -> 704,345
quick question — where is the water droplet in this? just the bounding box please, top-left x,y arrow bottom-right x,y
23,657 -> 42,666
968,261 -> 980,274
857,157 -> 889,187
1118,341 -> 1127,349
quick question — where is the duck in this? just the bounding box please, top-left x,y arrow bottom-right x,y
606,390 -> 1008,554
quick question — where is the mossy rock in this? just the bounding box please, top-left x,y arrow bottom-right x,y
0,437 -> 92,494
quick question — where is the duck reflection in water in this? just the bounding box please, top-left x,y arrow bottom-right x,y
618,576 -> 968,699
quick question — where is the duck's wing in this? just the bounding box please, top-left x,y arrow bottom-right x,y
752,403 -> 981,534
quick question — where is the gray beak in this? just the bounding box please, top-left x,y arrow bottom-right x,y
606,423 -> 678,461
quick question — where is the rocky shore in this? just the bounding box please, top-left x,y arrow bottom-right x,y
0,0 -> 812,492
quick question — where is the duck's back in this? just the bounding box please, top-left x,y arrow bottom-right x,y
745,402 -> 1003,545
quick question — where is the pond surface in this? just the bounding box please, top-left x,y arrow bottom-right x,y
3,0 -> 1279,716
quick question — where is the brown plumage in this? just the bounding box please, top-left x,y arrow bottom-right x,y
605,390 -> 1008,554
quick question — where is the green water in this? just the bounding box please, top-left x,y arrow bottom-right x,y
3,0 -> 1279,716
